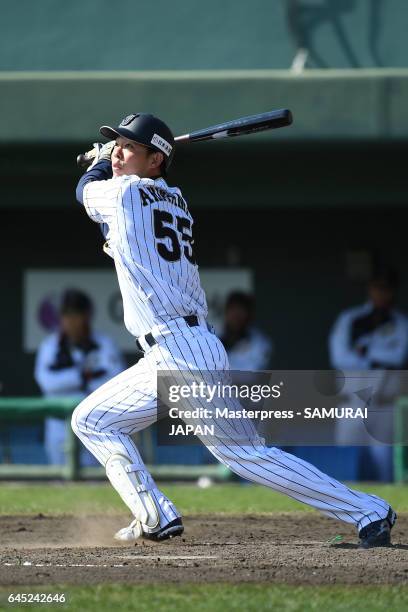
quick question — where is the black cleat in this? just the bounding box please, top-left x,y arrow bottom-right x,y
358,507 -> 397,549
143,518 -> 184,542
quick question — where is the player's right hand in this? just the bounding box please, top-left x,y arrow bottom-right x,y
85,141 -> 116,171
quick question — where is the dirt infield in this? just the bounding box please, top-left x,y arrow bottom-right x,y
1,513 -> 407,586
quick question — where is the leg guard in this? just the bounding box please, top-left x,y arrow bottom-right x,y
105,454 -> 160,529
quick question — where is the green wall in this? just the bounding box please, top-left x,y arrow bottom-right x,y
1,70 -> 408,145
1,0 -> 408,70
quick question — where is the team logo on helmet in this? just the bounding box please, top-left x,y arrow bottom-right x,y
120,114 -> 137,126
151,133 -> 173,156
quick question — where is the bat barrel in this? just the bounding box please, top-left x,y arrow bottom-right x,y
174,109 -> 293,144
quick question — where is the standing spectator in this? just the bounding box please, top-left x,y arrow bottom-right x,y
35,289 -> 126,466
329,266 -> 408,481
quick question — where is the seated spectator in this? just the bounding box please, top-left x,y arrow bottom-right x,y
329,265 -> 408,481
35,289 -> 125,466
220,291 -> 273,377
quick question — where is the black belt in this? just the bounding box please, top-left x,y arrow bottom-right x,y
136,315 -> 200,352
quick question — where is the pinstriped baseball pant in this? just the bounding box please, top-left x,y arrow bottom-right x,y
71,322 -> 390,531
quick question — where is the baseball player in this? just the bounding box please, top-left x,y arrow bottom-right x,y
35,289 -> 125,466
72,112 -> 396,548
329,266 -> 408,481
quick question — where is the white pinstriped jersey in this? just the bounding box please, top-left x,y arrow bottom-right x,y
83,175 -> 207,338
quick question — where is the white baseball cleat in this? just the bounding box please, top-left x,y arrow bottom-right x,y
114,517 -> 184,543
114,519 -> 143,542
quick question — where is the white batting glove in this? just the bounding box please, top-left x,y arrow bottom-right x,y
86,140 -> 116,171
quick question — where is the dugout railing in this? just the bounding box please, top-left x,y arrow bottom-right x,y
1,397 -> 408,482
393,397 -> 408,483
0,398 -> 231,482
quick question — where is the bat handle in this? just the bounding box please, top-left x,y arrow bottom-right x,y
77,146 -> 99,169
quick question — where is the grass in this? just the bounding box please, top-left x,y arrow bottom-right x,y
0,482 -> 407,516
0,584 -> 407,612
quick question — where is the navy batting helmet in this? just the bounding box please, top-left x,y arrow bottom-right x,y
100,113 -> 175,170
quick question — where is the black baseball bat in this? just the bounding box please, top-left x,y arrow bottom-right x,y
77,109 -> 293,168
174,108 -> 292,143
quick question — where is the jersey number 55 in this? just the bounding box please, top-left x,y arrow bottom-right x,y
153,209 -> 196,265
